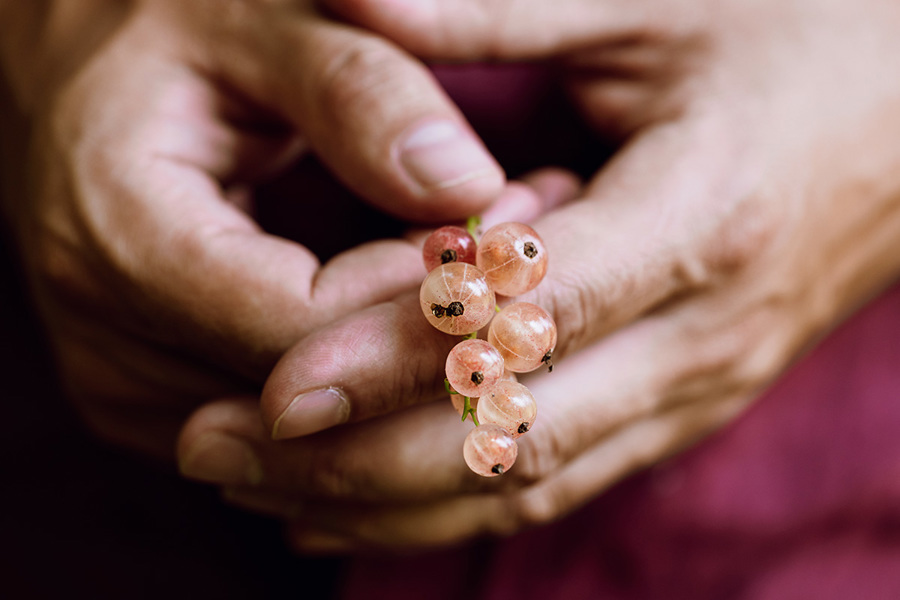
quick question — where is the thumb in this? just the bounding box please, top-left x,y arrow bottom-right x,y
198,3 -> 504,221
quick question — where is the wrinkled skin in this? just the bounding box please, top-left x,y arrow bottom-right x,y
176,0 -> 900,551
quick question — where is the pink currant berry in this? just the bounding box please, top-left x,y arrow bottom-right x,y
423,226 -> 478,272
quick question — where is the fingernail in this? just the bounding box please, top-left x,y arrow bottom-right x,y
179,432 -> 263,486
272,387 -> 350,440
398,120 -> 500,192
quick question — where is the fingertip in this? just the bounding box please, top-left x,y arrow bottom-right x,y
481,168 -> 582,228
395,119 -> 505,220
520,167 -> 583,209
481,182 -> 545,228
177,399 -> 267,486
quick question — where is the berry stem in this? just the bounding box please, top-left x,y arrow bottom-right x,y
444,378 -> 460,395
466,215 -> 482,242
461,396 -> 479,425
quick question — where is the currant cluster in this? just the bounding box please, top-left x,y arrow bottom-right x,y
419,221 -> 557,477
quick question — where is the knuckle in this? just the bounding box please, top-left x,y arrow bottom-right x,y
703,196 -> 779,277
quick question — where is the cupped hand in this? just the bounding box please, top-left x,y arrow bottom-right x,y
177,0 -> 900,550
0,0 -> 521,459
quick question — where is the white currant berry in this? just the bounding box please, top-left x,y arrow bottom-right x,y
463,423 -> 518,477
420,263 -> 496,335
476,222 -> 548,296
476,380 -> 537,437
488,302 -> 557,372
446,339 -> 505,398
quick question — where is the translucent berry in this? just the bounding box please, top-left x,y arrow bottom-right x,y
488,302 -> 557,372
420,263 -> 496,335
423,226 -> 478,272
463,424 -> 518,477
446,339 -> 505,398
476,380 -> 537,438
476,222 -> 548,296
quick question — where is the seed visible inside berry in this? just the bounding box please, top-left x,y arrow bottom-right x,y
420,263 -> 496,335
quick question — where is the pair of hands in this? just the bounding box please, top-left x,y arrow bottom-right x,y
4,0 -> 900,552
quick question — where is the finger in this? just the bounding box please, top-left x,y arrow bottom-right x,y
481,168 -> 582,228
178,395 -> 474,500
284,391 -> 750,551
322,0 -> 668,61
200,2 -> 505,221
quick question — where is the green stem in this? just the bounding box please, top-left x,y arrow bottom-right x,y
461,396 -> 479,425
444,378 -> 459,395
466,215 -> 482,242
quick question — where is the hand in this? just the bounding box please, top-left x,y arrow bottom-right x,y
0,0 -> 520,459
178,0 -> 900,550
